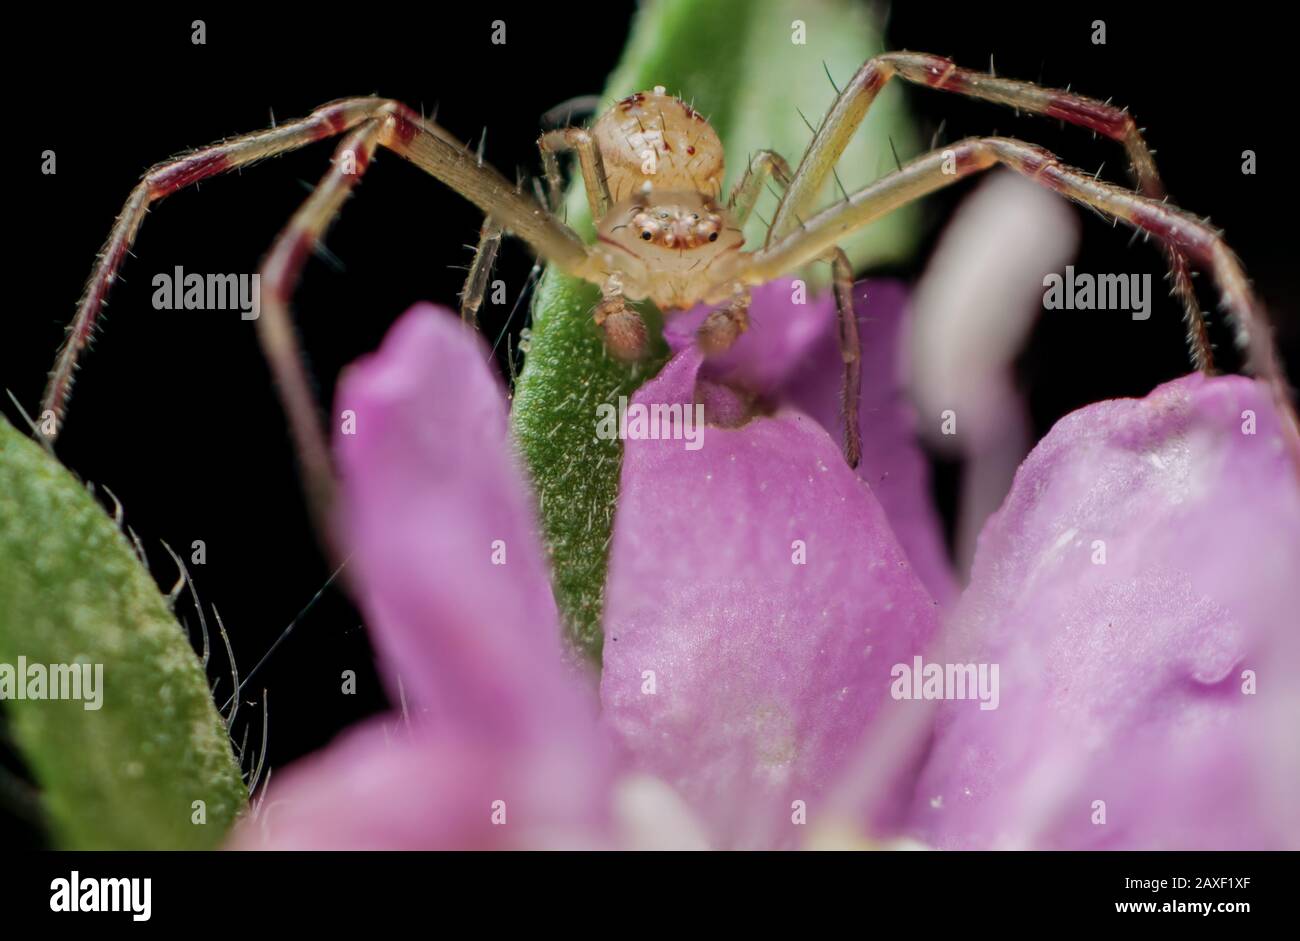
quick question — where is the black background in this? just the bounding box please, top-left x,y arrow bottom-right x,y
3,2 -> 1296,847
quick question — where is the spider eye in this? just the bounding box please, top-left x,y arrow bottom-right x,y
708,232 -> 718,242
691,213 -> 700,221
641,230 -> 653,241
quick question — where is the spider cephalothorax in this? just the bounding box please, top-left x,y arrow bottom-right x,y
43,53 -> 1296,540
581,86 -> 744,310
596,192 -> 743,311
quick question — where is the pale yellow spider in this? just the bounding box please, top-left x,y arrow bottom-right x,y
43,52 -> 1293,536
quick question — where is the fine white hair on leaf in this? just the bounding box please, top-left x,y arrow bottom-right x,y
159,539 -> 186,610
235,722 -> 250,769
100,483 -> 125,529
160,538 -> 209,666
247,692 -> 269,798
4,388 -> 44,443
126,526 -> 149,571
213,606 -> 240,732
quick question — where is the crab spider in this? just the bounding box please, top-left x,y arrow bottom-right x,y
43,51 -> 1296,541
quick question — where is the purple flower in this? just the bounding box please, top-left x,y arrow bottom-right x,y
232,283 -> 946,849
898,372 -> 1300,849
230,185 -> 1300,850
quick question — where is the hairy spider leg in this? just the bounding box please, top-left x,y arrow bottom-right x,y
772,51 -> 1209,370
721,136 -> 1300,470
539,126 -> 613,220
43,97 -> 596,444
722,149 -> 862,465
460,217 -> 504,326
257,120 -> 384,545
727,149 -> 792,227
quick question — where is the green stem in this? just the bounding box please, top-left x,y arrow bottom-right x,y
511,0 -> 919,658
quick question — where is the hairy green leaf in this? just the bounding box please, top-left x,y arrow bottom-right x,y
0,418 -> 246,848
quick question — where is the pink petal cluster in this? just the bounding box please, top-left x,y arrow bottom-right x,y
232,277 -> 1300,850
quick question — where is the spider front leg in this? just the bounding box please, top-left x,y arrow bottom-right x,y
727,150 -> 791,227
538,127 -> 612,219
723,149 -> 860,466
259,109 -> 602,542
47,98 -> 605,550
459,217 -> 504,326
772,51 -> 1210,370
725,136 -> 1300,468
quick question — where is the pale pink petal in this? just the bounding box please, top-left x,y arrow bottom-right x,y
333,304 -> 585,745
784,280 -> 957,604
232,304 -> 616,850
904,374 -> 1300,848
601,348 -> 940,848
667,279 -> 955,603
229,718 -> 611,850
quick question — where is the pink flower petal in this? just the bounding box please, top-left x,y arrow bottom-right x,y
667,279 -> 955,604
904,374 -> 1300,848
333,304 -> 592,744
783,281 -> 957,605
229,717 -> 611,850
233,304 -> 618,849
601,348 -> 941,848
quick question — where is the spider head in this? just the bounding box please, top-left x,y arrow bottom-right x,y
595,191 -> 744,309
630,203 -> 724,250
599,191 -> 741,257
592,86 -> 725,201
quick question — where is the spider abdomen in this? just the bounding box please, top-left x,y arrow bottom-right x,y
592,86 -> 725,203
